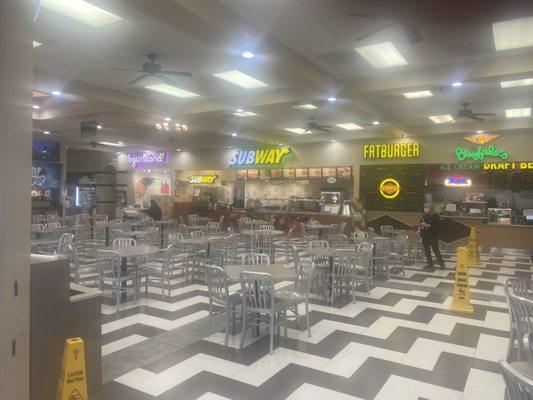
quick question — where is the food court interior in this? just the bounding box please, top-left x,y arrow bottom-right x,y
3,1 -> 533,399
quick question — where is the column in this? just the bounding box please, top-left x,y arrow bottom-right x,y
0,0 -> 36,399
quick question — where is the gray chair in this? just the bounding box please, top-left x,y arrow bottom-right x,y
500,360 -> 533,400
208,237 -> 230,267
242,253 -> 270,266
508,289 -> 533,361
205,265 -> 241,345
308,240 -> 330,300
389,233 -> 408,276
253,231 -> 275,260
57,232 -> 75,254
240,271 -> 287,354
143,243 -> 186,299
275,260 -> 315,337
504,278 -> 533,362
328,234 -> 349,248
331,249 -> 359,304
113,238 -> 136,248
372,237 -> 391,279
380,225 -> 394,237
354,241 -> 374,293
352,230 -> 369,243
97,250 -> 138,311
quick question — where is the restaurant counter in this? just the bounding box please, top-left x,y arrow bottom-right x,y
366,210 -> 533,251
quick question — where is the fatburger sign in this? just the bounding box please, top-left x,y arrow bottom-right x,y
379,178 -> 401,199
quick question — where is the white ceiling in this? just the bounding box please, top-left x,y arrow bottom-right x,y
32,0 -> 533,152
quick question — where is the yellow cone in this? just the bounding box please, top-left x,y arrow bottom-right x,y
57,338 -> 88,400
466,227 -> 480,266
450,247 -> 474,314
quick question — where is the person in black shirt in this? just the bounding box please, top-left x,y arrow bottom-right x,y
420,202 -> 445,269
144,199 -> 162,221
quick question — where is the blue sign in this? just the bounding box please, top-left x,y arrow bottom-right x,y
33,140 -> 60,162
32,162 -> 61,189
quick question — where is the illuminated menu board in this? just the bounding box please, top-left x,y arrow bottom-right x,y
360,164 -> 426,212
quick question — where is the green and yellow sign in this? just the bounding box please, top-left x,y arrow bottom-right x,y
229,147 -> 291,168
454,133 -> 509,162
379,178 -> 401,199
189,175 -> 218,184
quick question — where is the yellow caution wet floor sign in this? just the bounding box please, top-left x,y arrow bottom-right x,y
450,247 -> 474,314
57,338 -> 88,400
466,227 -> 481,266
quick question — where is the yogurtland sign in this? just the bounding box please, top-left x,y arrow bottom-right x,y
126,151 -> 170,169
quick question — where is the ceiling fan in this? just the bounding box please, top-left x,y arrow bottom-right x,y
350,12 -> 423,44
304,117 -> 332,133
110,53 -> 193,86
456,103 -> 496,122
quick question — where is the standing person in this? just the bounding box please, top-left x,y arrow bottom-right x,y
144,199 -> 162,221
420,202 -> 446,269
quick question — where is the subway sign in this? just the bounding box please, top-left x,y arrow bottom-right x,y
363,142 -> 420,159
229,147 -> 291,168
189,175 -> 218,184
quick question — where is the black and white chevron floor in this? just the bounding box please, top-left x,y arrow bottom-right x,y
77,239 -> 531,400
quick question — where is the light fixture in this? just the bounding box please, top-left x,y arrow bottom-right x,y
233,111 -> 257,117
400,133 -> 406,138
176,148 -> 182,152
235,108 -> 244,113
145,84 -> 199,98
96,125 -> 102,130
501,78 -> 533,88
355,41 -> 408,69
33,41 -> 42,48
278,143 -> 284,146
451,81 -> 463,87
429,114 -> 454,124
231,132 -> 238,137
40,0 -> 122,27
227,146 -> 231,149
98,141 -> 124,147
403,90 -> 433,98
372,120 -> 380,126
327,97 -> 337,102
156,120 -> 188,132
32,105 -> 40,110
117,141 -> 123,145
476,129 -> 484,134
285,128 -> 307,134
213,70 -> 268,89
43,131 -> 50,135
336,123 -> 363,130
493,16 -> 533,51
242,51 -> 255,59
164,117 -> 171,121
505,108 -> 531,118
330,139 -> 336,143
293,103 -> 317,110
51,90 -> 62,96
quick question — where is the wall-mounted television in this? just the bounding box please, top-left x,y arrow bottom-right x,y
32,140 -> 60,162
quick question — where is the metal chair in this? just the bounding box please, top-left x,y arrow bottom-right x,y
140,226 -> 159,246
259,224 -> 275,231
328,234 -> 349,248
31,223 -> 45,239
96,220 -> 109,244
33,214 -> 46,224
97,250 -> 138,311
240,271 -> 287,354
242,253 -> 271,265
508,288 -> 533,361
331,249 -> 359,304
167,232 -> 184,245
191,230 -> 204,238
329,224 -> 340,235
143,243 -> 186,299
372,237 -> 391,279
207,221 -> 220,235
380,225 -> 394,237
208,237 -> 230,267
113,238 -> 136,248
275,260 -> 315,337
354,241 -> 374,293
205,265 -> 242,345
188,214 -> 200,226
339,222 -> 346,235
389,233 -> 408,276
57,233 -> 75,254
218,215 -> 225,231
253,231 -> 275,260
504,278 -> 533,362
308,240 -> 330,300
499,360 -> 533,400
352,230 -> 369,243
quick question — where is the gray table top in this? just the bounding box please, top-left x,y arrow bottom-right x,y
223,264 -> 297,282
509,361 -> 533,380
307,247 -> 338,257
305,224 -> 332,229
121,230 -> 149,236
30,239 -> 59,246
241,229 -> 285,236
180,236 -> 216,245
100,245 -> 161,258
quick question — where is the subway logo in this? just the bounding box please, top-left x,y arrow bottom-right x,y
229,147 -> 291,167
189,175 -> 218,184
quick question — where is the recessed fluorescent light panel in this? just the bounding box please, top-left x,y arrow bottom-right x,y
40,0 -> 122,27
500,78 -> 533,88
233,111 -> 257,117
213,70 -> 268,89
33,41 -> 42,48
403,90 -> 433,99
336,123 -> 363,130
355,41 -> 408,68
146,84 -> 199,98
98,141 -> 124,147
293,104 -> 317,110
505,108 -> 531,118
285,128 -> 307,134
493,16 -> 533,51
429,114 -> 454,124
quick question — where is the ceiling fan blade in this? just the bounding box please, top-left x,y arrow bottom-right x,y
316,125 -> 332,129
156,74 -> 181,87
468,115 -> 484,121
160,70 -> 193,78
128,74 -> 150,84
317,127 -> 330,132
110,68 -> 144,72
471,113 -> 496,116
354,22 -> 396,42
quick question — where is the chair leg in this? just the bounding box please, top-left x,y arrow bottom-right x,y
507,327 -> 515,362
269,315 -> 275,354
240,310 -> 247,349
305,301 -> 311,338
294,305 -> 300,329
283,308 -> 288,339
225,308 -> 231,346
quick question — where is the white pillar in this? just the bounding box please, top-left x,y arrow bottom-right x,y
0,0 -> 36,398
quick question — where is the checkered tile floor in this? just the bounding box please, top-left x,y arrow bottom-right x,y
75,239 -> 531,400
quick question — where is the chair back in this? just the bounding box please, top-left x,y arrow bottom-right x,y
339,222 -> 346,235
31,223 -> 45,233
191,230 -> 204,238
33,214 -> 46,224
380,225 -> 394,237
240,271 -> 274,313
309,240 -> 329,249
299,221 -> 308,237
218,215 -> 225,229
373,237 -> 391,257
329,234 -> 349,248
308,219 -> 319,226
168,232 -> 184,245
207,221 -> 220,234
113,238 -> 136,248
57,233 -> 75,254
332,248 -> 357,278
209,238 -> 229,266
289,244 -> 300,267
294,260 -> 315,296
227,234 -> 240,263
508,292 -> 533,351
356,241 -> 374,268
259,224 -> 274,231
391,233 -> 408,254
242,253 -> 270,265
97,250 -> 121,279
109,219 -> 124,227
205,265 -> 231,307
62,216 -> 77,227
329,224 -> 340,235
238,218 -> 252,232
188,214 -> 200,226
253,231 -> 273,254
499,360 -> 533,400
353,230 -> 369,242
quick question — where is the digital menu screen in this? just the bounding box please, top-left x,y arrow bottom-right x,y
33,140 -> 60,162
